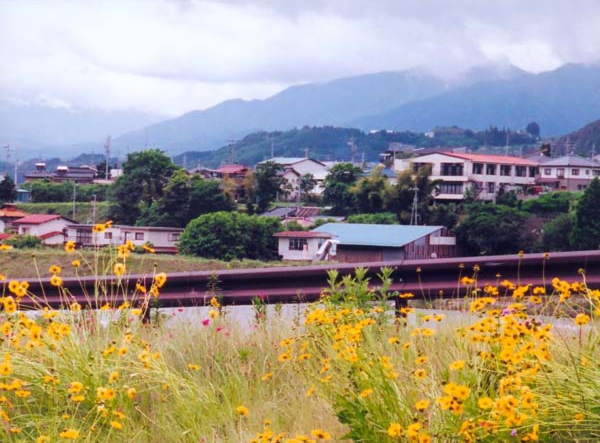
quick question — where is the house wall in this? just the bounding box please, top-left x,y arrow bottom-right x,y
336,246 -> 384,263
538,165 -> 600,191
395,153 -> 537,201
18,219 -> 69,237
277,237 -> 323,261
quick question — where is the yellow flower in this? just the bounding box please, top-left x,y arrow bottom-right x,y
306,386 -> 315,397
154,272 -> 167,288
575,313 -> 590,326
413,369 -> 427,379
110,420 -> 123,429
49,265 -> 62,274
0,244 -> 12,251
188,363 -> 201,371
3,296 -> 17,314
126,387 -> 137,399
208,309 -> 219,319
359,388 -> 373,398
108,371 -> 119,383
261,372 -> 273,381
68,381 -> 83,394
50,275 -> 63,287
477,397 -> 493,409
59,428 -> 79,439
415,356 -> 428,365
71,259 -> 81,268
449,360 -> 465,371
235,405 -> 249,416
574,412 -> 584,423
37,436 -> 50,443
415,399 -> 430,412
406,422 -> 422,438
387,422 -> 402,437
92,223 -> 106,233
310,429 -> 331,440
142,244 -> 155,253
64,241 -> 76,253
70,302 -> 81,312
113,263 -> 126,277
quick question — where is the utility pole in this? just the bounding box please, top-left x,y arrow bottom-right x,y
104,136 -> 111,179
409,187 -> 419,225
92,195 -> 97,224
3,145 -> 11,175
348,137 -> 357,164
72,183 -> 77,220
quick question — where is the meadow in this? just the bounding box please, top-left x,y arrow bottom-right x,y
0,224 -> 598,442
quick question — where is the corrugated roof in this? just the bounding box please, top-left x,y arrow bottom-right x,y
274,231 -> 333,239
14,214 -> 63,225
312,223 -> 443,247
442,152 -> 538,166
542,155 -> 600,167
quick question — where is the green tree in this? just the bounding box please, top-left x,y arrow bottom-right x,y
255,162 -> 285,213
386,165 -> 438,224
298,173 -> 317,203
570,178 -> 600,250
138,170 -> 234,227
521,191 -> 576,215
0,175 -> 17,203
347,213 -> 398,224
323,163 -> 362,215
352,166 -> 388,213
526,121 -> 540,138
456,204 -> 527,255
178,212 -> 282,261
542,213 -> 574,251
108,149 -> 178,225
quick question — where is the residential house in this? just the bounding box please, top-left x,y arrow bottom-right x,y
274,231 -> 335,261
536,155 -> 600,191
262,157 -> 329,198
65,224 -> 182,253
0,204 -> 30,233
24,163 -> 97,184
12,214 -> 75,245
394,152 -> 539,201
260,206 -> 334,228
312,223 -> 456,262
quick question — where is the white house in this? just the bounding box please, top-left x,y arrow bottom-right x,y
65,224 -> 183,253
13,214 -> 74,245
262,157 -> 329,197
273,231 -> 335,261
536,155 -> 600,191
394,152 -> 539,201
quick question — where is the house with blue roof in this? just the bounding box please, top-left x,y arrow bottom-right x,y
310,223 -> 456,262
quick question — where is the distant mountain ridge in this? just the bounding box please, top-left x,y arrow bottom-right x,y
5,62 -> 600,161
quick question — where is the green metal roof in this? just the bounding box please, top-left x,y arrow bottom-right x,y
312,223 -> 443,248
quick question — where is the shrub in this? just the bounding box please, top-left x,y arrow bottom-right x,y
4,234 -> 42,249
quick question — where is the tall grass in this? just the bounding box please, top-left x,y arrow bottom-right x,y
0,232 -> 598,442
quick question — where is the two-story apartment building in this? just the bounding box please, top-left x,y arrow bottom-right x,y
537,155 -> 600,191
262,157 -> 329,199
394,152 -> 539,201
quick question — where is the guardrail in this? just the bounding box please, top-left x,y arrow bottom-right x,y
16,250 -> 600,309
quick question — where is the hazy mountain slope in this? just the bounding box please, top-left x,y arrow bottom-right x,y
553,118 -> 600,156
351,64 -> 600,136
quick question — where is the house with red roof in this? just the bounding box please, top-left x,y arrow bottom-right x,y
0,204 -> 30,233
12,214 -> 75,245
394,152 -> 540,201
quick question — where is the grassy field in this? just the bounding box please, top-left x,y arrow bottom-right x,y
0,248 -> 306,279
0,246 -> 598,442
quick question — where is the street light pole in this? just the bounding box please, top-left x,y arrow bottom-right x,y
72,183 -> 77,220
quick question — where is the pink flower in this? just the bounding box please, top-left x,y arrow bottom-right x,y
201,319 -> 210,326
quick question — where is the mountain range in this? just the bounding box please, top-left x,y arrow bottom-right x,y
4,62 -> 600,161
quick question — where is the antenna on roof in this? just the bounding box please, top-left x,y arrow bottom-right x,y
104,136 -> 111,179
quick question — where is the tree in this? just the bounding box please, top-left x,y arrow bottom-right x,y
570,178 -> 600,250
254,162 -> 285,213
0,175 -> 17,203
542,213 -> 574,251
347,213 -> 398,224
456,204 -> 527,255
352,166 -> 388,214
138,170 -> 234,227
108,149 -> 178,225
323,163 -> 362,215
526,121 -> 540,138
178,212 -> 282,261
298,173 -> 317,203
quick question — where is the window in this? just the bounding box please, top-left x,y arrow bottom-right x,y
472,163 -> 484,174
572,168 -> 580,176
168,233 -> 180,242
515,166 -> 526,177
578,184 -> 587,190
485,164 -> 496,175
544,168 -> 551,175
585,169 -> 590,175
441,163 -> 464,176
500,165 -> 511,176
529,167 -> 538,178
289,238 -> 308,251
439,182 -> 464,194
104,232 -> 113,240
557,168 -> 565,177
134,232 -> 144,241
594,170 -> 600,177
487,182 -> 495,193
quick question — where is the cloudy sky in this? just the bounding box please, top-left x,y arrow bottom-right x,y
2,0 -> 600,117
